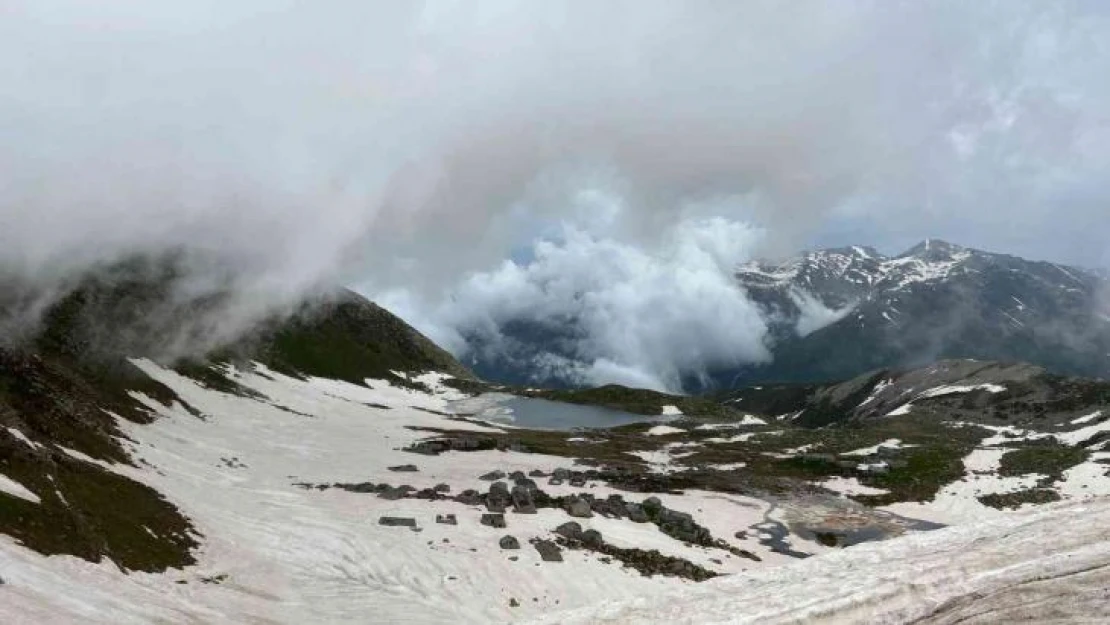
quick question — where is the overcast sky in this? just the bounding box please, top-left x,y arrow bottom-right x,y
2,1 -> 1109,385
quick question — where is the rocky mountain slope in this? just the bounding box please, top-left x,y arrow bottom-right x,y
726,239 -> 1110,387
461,240 -> 1110,391
0,257 -> 472,573
2,255 -> 1109,623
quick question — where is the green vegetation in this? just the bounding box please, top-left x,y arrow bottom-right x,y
998,444 -> 1089,481
253,290 -> 473,387
978,488 -> 1061,510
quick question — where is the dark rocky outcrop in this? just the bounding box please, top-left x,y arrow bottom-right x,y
532,540 -> 563,562
480,514 -> 507,529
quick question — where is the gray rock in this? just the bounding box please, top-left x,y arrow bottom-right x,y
625,503 -> 650,523
436,514 -> 458,525
642,497 -> 663,513
508,471 -> 526,482
480,470 -> 506,481
580,529 -> 604,547
433,483 -> 451,493
528,469 -> 547,478
486,499 -> 507,514
565,497 -> 593,519
511,485 -> 537,514
553,468 -> 570,480
387,464 -> 419,472
377,487 -> 406,501
547,478 -> 565,486
379,517 -> 417,527
349,482 -> 377,493
499,535 -> 521,550
568,475 -> 587,488
455,489 -> 483,506
533,540 -> 563,562
554,521 -> 583,540
481,513 -> 507,529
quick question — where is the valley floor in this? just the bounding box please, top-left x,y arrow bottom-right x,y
2,362 -> 1109,623
0,363 -> 810,624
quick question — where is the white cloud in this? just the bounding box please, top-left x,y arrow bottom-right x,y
789,289 -> 858,338
384,201 -> 770,392
0,1 -> 1108,364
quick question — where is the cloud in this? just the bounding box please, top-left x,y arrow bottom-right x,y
790,289 -> 858,338
382,206 -> 770,392
0,2 -> 1108,367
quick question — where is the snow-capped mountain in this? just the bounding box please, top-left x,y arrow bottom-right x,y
3,255 -> 1110,623
727,239 -> 1110,388
461,239 -> 1110,392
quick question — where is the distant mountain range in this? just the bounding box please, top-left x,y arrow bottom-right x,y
462,240 -> 1110,391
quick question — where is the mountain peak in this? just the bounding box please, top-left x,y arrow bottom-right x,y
898,239 -> 966,261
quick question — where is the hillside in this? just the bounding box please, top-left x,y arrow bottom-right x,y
460,240 -> 1110,391
727,239 -> 1110,387
0,258 -> 472,573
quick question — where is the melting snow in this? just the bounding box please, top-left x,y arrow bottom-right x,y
535,498 -> 1110,624
659,405 -> 683,416
917,384 -> 1006,399
841,439 -> 910,457
5,427 -> 42,450
818,477 -> 890,497
886,403 -> 913,416
1071,410 -> 1103,425
0,473 -> 40,504
645,425 -> 686,436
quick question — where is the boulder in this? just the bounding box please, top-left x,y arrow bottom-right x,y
547,478 -> 565,487
378,517 -> 417,528
436,514 -> 458,525
499,535 -> 521,550
625,503 -> 650,523
514,478 -> 539,492
480,470 -> 506,481
433,483 -> 451,493
413,488 -> 440,500
455,489 -> 483,506
565,497 -> 594,519
511,485 -> 537,514
552,468 -> 570,480
480,513 -> 507,529
533,540 -> 563,562
377,487 -> 406,501
580,529 -> 604,547
528,469 -> 548,478
342,482 -> 376,493
387,464 -> 419,472
508,471 -> 526,482
554,521 -> 583,540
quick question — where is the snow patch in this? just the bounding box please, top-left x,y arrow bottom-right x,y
1071,410 -> 1103,426
645,425 -> 686,436
841,439 -> 910,457
5,427 -> 42,450
917,384 -> 1006,398
0,472 -> 40,504
818,477 -> 890,497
